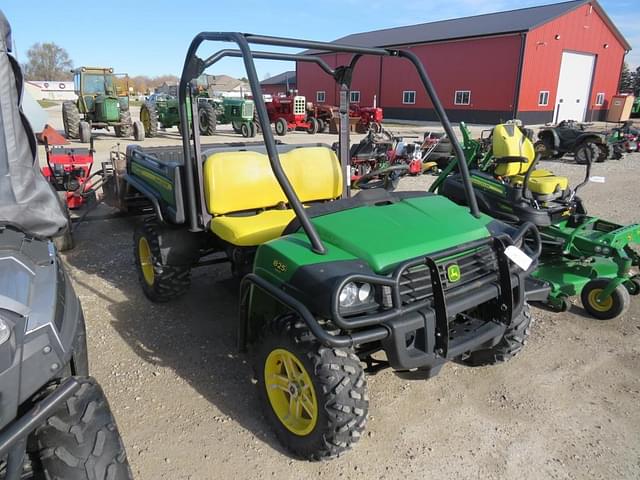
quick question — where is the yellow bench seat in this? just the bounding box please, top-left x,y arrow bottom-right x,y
211,209 -> 297,246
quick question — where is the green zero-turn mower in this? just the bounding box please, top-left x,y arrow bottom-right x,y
100,33 -> 549,460
435,121 -> 640,319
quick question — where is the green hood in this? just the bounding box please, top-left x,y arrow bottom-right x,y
312,195 -> 492,273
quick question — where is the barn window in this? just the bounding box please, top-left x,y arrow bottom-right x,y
316,91 -> 326,103
402,91 -> 416,104
454,90 -> 471,105
538,91 -> 549,106
350,91 -> 361,103
595,92 -> 605,106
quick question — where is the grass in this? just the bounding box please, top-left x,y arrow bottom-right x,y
37,99 -> 58,108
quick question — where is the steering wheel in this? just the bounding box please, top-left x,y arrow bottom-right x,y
353,164 -> 409,190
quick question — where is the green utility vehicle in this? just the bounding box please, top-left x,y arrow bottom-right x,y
63,67 -> 144,143
436,121 -> 640,319
101,32 -> 547,460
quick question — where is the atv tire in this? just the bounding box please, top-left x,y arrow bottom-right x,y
459,303 -> 532,366
133,221 -> 191,302
596,143 -> 612,162
255,316 -> 368,460
32,377 -> 133,480
140,102 -> 159,137
198,102 -> 217,136
62,101 -> 80,140
575,142 -> 600,165
115,110 -> 132,138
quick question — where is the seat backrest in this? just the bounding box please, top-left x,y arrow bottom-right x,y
492,123 -> 536,177
203,146 -> 342,215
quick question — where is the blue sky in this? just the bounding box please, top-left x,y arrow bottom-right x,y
2,0 -> 639,80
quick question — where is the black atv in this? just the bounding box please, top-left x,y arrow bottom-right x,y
0,11 -> 132,480
535,120 -> 612,164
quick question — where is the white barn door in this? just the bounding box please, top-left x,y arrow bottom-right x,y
554,52 -> 595,123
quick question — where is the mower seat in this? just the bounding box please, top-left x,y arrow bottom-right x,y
203,146 -> 342,246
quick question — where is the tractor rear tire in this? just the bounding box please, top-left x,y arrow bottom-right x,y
575,142 -> 600,165
62,101 -> 80,140
581,278 -> 630,320
31,377 -> 133,480
133,221 -> 191,302
241,122 -> 250,138
115,110 -> 132,138
79,121 -> 91,144
306,117 -> 319,134
198,102 -> 217,136
459,303 -> 532,366
255,316 -> 368,460
140,102 -> 159,137
133,120 -> 145,141
231,121 -> 242,134
275,118 -> 288,136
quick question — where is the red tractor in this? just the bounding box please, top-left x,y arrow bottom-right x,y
350,105 -> 383,133
265,94 -> 319,136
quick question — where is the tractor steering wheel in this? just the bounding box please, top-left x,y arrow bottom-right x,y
353,164 -> 409,191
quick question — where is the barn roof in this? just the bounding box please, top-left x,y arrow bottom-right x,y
261,71 -> 296,86
321,0 -> 630,51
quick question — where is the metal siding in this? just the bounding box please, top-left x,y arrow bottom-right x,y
298,35 -> 521,115
519,3 -> 626,118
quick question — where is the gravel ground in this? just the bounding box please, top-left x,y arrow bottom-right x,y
40,105 -> 640,479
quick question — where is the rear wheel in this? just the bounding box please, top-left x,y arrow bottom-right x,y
596,143 -> 612,162
31,377 -> 133,480
581,278 -> 630,320
62,101 -> 80,140
198,102 -> 217,136
306,117 -> 319,134
133,221 -> 191,302
459,303 -> 532,366
115,110 -> 132,138
575,142 -> 600,165
255,317 -> 368,460
78,121 -> 91,144
140,102 -> 159,137
275,118 -> 288,136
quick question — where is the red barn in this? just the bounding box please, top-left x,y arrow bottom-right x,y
260,71 -> 296,97
297,0 -> 630,124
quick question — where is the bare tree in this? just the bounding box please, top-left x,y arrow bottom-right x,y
23,42 -> 73,81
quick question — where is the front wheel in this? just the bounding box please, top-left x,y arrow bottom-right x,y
575,142 -> 600,165
275,118 -> 288,136
32,377 -> 133,480
255,317 -> 368,460
459,303 -> 532,366
133,221 -> 191,302
240,122 -> 250,138
581,278 -> 630,320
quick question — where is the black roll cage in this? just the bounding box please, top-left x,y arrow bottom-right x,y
178,32 -> 481,254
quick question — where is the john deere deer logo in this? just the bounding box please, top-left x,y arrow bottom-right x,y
447,264 -> 461,283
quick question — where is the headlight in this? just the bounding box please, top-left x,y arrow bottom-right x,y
0,317 -> 10,345
339,282 -> 374,309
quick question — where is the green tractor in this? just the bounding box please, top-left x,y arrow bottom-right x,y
201,96 -> 257,137
140,93 -> 217,137
101,32 -> 548,460
62,67 -> 144,143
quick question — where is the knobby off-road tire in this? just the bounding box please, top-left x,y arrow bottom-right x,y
198,102 -> 217,136
115,110 -> 132,138
133,221 -> 191,302
32,377 -> 133,480
140,102 -> 159,137
460,303 -> 532,367
575,142 -> 600,165
255,317 -> 368,460
62,101 -> 80,140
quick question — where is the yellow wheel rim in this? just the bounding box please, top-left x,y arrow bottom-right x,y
587,288 -> 613,312
264,348 -> 318,436
138,236 -> 155,286
140,107 -> 150,133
